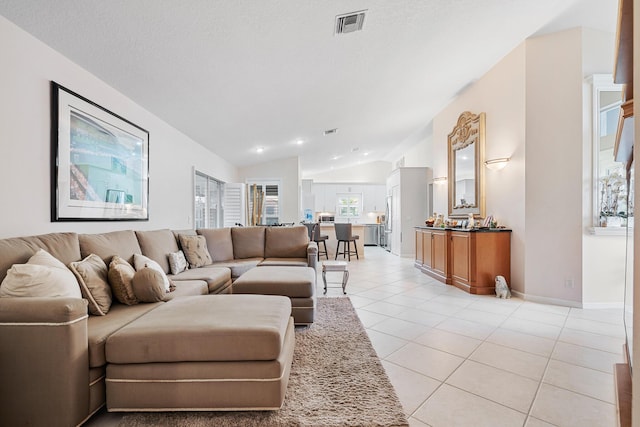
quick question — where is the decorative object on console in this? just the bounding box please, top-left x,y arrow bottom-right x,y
433,213 -> 444,227
494,275 -> 511,299
51,82 -> 149,221
466,213 -> 475,229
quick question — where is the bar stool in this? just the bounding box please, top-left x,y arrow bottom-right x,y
304,223 -> 329,260
334,223 -> 359,261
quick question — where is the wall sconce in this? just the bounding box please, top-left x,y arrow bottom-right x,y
432,176 -> 447,184
484,157 -> 510,171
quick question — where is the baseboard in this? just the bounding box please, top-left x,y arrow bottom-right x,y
581,302 -> 624,309
510,291 -> 624,309
510,291 -> 582,308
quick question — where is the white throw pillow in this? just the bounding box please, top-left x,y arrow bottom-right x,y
0,249 -> 81,298
167,250 -> 188,275
133,254 -> 171,292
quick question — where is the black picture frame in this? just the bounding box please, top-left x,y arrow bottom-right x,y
51,82 -> 149,221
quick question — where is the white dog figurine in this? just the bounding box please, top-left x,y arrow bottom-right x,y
495,275 -> 511,299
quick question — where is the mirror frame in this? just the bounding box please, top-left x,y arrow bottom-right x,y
448,111 -> 486,219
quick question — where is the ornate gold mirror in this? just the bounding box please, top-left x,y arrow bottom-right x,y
448,111 -> 485,218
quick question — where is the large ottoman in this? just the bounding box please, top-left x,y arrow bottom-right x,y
105,295 -> 294,411
232,266 -> 316,325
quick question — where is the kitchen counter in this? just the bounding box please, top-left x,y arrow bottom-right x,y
319,224 -> 366,259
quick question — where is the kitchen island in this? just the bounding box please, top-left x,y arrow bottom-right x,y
319,224 -> 366,260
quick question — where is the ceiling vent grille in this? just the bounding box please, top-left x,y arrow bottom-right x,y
335,10 -> 366,35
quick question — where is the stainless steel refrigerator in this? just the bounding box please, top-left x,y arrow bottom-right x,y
383,196 -> 392,252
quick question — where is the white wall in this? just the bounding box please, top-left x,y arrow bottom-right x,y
304,160 -> 392,184
0,16 -> 237,238
238,156 -> 300,223
524,29 -> 584,304
432,43 -> 527,292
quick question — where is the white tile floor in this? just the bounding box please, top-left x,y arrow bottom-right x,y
88,246 -> 625,427
322,246 -> 624,427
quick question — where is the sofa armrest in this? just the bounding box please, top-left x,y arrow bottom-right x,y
0,297 -> 90,427
307,241 -> 318,270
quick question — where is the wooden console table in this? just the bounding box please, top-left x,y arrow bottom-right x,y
415,226 -> 511,295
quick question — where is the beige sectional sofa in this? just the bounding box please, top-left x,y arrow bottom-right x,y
0,225 -> 317,427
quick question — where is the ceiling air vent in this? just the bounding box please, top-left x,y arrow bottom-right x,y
335,10 -> 366,35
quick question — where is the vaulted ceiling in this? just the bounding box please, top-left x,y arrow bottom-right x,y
0,0 -> 617,176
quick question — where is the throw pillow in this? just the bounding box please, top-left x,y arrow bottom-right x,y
133,254 -> 171,292
0,249 -> 81,298
108,256 -> 138,305
167,250 -> 188,275
131,268 -> 166,303
69,254 -> 113,316
178,234 -> 212,268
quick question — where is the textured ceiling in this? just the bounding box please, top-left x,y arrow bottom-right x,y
0,0 -> 617,176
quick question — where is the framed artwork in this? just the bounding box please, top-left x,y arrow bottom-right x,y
51,82 -> 149,221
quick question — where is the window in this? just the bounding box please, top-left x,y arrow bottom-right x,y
590,75 -> 630,228
194,171 -> 224,229
336,193 -> 362,219
247,180 -> 281,225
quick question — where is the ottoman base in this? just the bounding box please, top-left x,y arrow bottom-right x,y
106,318 -> 295,411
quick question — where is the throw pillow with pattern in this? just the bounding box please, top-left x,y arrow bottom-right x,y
178,234 -> 212,268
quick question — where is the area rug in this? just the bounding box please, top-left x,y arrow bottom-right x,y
119,297 -> 408,427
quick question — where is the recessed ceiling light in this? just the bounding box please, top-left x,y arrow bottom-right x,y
332,155 -> 341,160
363,152 -> 369,156
324,128 -> 338,135
296,139 -> 304,145
256,147 -> 265,154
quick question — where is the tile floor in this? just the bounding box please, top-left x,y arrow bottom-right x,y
87,246 -> 625,427
323,246 -> 624,427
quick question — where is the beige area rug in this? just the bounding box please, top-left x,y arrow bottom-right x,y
119,297 -> 408,427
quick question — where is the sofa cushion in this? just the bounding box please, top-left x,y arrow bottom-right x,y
70,254 -> 113,315
105,295 -> 292,363
169,266 -> 232,294
0,249 -> 81,299
0,232 -> 80,283
233,266 -> 316,298
108,256 -> 138,306
135,229 -> 180,274
131,268 -> 166,303
178,235 -> 212,268
167,250 -> 188,275
87,302 -> 162,367
259,258 -> 309,267
231,227 -> 265,259
162,280 -> 208,301
210,258 -> 262,279
264,226 -> 309,258
197,228 -> 233,262
79,230 -> 142,265
133,254 -> 171,292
